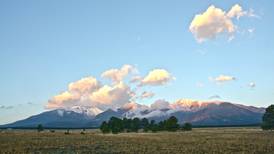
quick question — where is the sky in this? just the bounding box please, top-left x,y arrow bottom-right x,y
0,0 -> 274,124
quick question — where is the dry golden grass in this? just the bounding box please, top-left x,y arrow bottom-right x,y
0,127 -> 274,154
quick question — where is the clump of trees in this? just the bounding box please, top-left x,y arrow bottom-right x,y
261,105 -> 274,130
100,116 -> 192,134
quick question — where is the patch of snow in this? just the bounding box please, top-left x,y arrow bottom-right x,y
69,106 -> 103,117
57,110 -> 64,117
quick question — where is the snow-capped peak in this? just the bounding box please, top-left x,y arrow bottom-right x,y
170,99 -> 222,111
69,106 -> 103,117
57,109 -> 65,117
122,102 -> 149,111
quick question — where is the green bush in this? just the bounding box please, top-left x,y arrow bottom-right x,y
64,129 -> 70,135
37,124 -> 44,132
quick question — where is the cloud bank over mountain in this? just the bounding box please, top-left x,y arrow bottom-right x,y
46,65 -> 174,112
45,65 -> 256,117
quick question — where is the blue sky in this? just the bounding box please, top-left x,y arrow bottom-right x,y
0,0 -> 274,124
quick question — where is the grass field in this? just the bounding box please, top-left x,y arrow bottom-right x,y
0,127 -> 274,154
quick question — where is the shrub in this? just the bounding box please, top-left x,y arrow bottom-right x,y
81,128 -> 86,134
64,129 -> 70,135
37,124 -> 44,132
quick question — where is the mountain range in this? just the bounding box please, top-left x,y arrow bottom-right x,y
0,100 -> 265,128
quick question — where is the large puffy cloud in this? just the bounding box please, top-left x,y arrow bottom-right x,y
46,91 -> 78,109
46,65 -> 174,114
90,82 -> 132,109
68,77 -> 101,94
46,77 -> 101,109
101,65 -> 137,83
46,77 -> 133,111
189,4 -> 255,42
140,69 -> 174,86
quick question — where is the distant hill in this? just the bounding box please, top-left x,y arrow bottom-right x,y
1,109 -> 92,128
0,101 -> 265,128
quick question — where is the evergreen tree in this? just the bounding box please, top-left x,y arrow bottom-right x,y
165,116 -> 179,132
125,118 -> 133,132
149,120 -> 159,132
182,123 -> 192,131
141,118 -> 149,132
158,121 -> 166,131
132,118 -> 140,132
149,120 -> 155,128
261,105 -> 274,130
100,121 -> 110,134
108,117 -> 124,134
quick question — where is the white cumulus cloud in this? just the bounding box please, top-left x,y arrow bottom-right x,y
189,4 -> 256,42
90,82 -> 132,109
140,69 -> 175,86
227,4 -> 246,19
101,64 -> 137,83
68,77 -> 101,94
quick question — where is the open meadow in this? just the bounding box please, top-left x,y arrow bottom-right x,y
0,127 -> 274,154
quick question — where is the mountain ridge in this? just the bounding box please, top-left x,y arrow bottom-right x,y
0,101 -> 265,128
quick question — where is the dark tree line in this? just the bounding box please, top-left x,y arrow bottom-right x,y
100,116 -> 192,134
